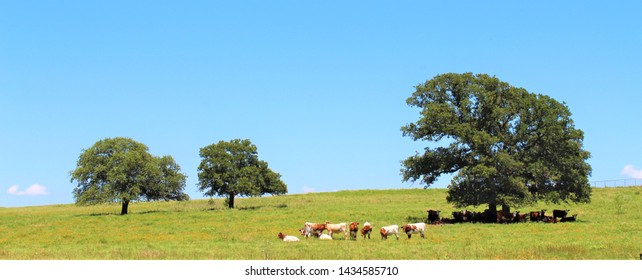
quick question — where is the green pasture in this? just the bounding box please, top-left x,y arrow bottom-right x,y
0,187 -> 640,260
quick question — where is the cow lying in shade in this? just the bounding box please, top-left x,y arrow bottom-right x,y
530,209 -> 547,222
361,222 -> 372,240
401,222 -> 426,239
380,225 -> 399,240
278,232 -> 300,242
560,214 -> 578,222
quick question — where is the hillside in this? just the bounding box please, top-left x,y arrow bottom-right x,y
0,187 -> 640,259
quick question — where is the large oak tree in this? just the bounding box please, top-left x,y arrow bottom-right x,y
197,139 -> 287,208
401,73 -> 591,215
70,137 -> 188,214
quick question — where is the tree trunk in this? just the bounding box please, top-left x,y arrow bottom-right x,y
228,193 -> 235,209
488,203 -> 497,213
488,203 -> 497,223
121,199 -> 130,215
502,204 -> 511,216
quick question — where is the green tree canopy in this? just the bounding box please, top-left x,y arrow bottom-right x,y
197,139 -> 287,208
401,73 -> 591,213
70,137 -> 188,214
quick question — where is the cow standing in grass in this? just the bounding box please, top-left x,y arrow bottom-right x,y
427,210 -> 441,224
380,225 -> 399,240
402,222 -> 426,239
349,222 -> 359,241
361,222 -> 372,240
325,222 -> 348,240
300,222 -> 326,238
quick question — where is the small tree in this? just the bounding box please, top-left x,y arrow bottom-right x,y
197,139 -> 287,208
70,137 -> 188,215
401,73 -> 592,215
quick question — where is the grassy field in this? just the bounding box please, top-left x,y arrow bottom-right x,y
0,186 -> 640,260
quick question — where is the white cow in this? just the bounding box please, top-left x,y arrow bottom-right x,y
317,233 -> 333,240
401,222 -> 426,239
325,222 -> 348,240
379,225 -> 399,240
278,232 -> 300,242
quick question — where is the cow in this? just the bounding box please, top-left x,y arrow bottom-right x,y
427,210 -> 441,224
325,222 -> 348,240
553,209 -> 570,223
560,214 -> 578,222
361,222 -> 373,240
380,225 -> 399,240
481,209 -> 497,223
401,222 -> 426,239
517,213 -> 528,223
471,211 -> 484,223
542,215 -> 556,223
315,232 -> 333,240
300,222 -> 326,238
441,217 -> 456,224
278,232 -> 300,242
499,211 -> 513,224
462,210 -> 474,223
452,211 -> 463,223
530,209 -> 547,222
499,211 -> 520,224
349,222 -> 359,240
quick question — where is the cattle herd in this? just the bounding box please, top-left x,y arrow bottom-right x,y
429,208 -> 578,225
277,209 -> 578,242
277,221 -> 426,242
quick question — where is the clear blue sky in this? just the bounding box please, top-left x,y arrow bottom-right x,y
1,1 -> 641,207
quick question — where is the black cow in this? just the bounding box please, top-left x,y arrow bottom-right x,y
553,210 -> 570,223
452,211 -> 463,223
560,214 -> 578,222
427,209 -> 441,224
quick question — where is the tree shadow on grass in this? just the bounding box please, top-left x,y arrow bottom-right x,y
202,204 -> 287,211
79,210 -> 167,217
238,206 -> 264,211
405,215 -> 428,223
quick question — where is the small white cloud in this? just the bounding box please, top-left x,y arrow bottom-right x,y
7,185 -> 19,195
621,165 -> 642,179
6,184 -> 50,196
302,186 -> 315,194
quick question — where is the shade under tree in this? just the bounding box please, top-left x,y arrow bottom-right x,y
70,137 -> 189,215
197,139 -> 287,208
401,73 -> 592,216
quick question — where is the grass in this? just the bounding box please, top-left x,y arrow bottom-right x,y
0,186 -> 640,260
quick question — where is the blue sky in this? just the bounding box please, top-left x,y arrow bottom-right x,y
1,1 -> 641,207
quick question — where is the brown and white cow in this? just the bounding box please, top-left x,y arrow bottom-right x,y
380,225 -> 399,240
361,222 -> 372,240
278,232 -> 300,242
349,222 -> 359,240
530,209 -> 547,222
300,222 -> 327,238
401,222 -> 426,239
